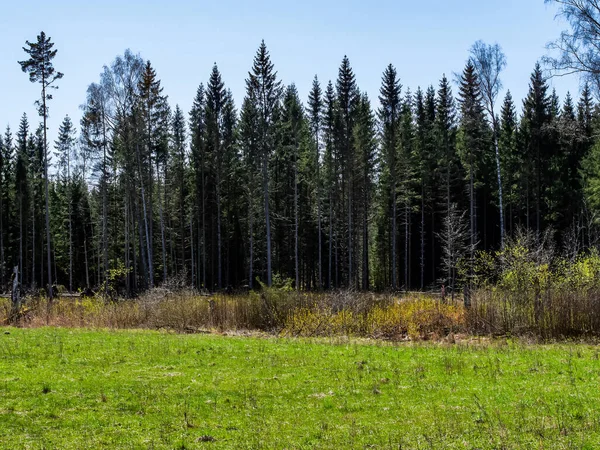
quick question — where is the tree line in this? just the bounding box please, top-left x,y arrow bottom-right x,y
3,20 -> 600,296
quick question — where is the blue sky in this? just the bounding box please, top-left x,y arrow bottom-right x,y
0,0 -> 581,145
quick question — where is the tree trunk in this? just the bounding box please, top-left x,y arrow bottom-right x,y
42,89 -> 53,300
190,217 -> 195,288
392,178 -> 397,290
363,191 -> 369,291
492,116 -> 505,248
137,143 -> 153,288
262,153 -> 272,287
68,152 -> 72,293
420,180 -> 425,290
348,186 -> 353,289
405,199 -> 409,292
0,180 -> 4,290
216,168 -> 223,290
11,266 -> 20,322
19,193 -> 23,286
294,148 -> 299,291
328,193 -> 333,289
248,193 -> 254,290
158,162 -> 167,284
102,123 -> 108,295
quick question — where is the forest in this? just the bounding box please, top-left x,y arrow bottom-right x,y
2,0 -> 600,300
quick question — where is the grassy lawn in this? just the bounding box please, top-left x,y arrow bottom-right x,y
1,328 -> 599,449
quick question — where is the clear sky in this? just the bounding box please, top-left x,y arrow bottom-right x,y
0,0 -> 581,145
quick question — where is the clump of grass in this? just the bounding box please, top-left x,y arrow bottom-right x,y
284,296 -> 465,340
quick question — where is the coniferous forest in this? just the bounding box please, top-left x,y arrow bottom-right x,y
3,1 -> 600,299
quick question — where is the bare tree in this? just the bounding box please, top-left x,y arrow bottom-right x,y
470,40 -> 507,248
438,203 -> 472,303
544,0 -> 600,95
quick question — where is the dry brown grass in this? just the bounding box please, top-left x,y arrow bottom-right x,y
1,289 -> 466,341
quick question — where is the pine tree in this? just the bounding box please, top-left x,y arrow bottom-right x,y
19,31 -> 64,299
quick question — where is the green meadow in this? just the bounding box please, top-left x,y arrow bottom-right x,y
1,328 -> 599,449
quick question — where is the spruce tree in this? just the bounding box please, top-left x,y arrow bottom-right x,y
354,93 -> 377,290
498,91 -> 519,234
246,41 -> 282,287
521,63 -> 551,235
0,130 -> 14,290
0,133 -> 4,289
436,75 -> 458,218
457,61 -> 487,259
189,84 -> 207,288
335,56 -> 359,287
323,81 -> 337,288
138,61 -> 170,286
307,75 -> 324,289
170,105 -> 187,278
15,116 -> 30,286
54,115 -> 77,292
378,64 -> 402,290
239,93 -> 260,289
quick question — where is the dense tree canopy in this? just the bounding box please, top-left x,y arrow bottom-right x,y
3,26 -> 600,297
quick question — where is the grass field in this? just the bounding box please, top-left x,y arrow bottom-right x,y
1,329 -> 600,449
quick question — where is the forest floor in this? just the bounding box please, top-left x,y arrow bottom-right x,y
1,328 -> 599,449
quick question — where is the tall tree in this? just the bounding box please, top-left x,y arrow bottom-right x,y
205,64 -> 231,289
436,75 -> 458,218
470,40 -> 507,248
354,93 -> 377,290
323,81 -> 337,288
246,41 -> 282,287
457,61 -> 488,298
521,63 -> 551,235
18,31 -> 64,299
189,84 -> 207,289
54,115 -> 77,292
336,56 -> 359,288
15,118 -> 29,286
378,64 -> 402,290
307,75 -> 324,289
